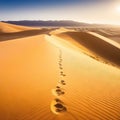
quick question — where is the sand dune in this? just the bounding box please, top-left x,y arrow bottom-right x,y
0,22 -> 53,42
90,28 -> 120,44
0,29 -> 53,42
56,31 -> 120,68
0,22 -> 36,33
0,26 -> 120,120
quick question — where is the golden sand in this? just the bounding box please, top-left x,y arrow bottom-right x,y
0,22 -> 120,120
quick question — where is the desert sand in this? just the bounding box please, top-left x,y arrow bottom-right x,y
89,27 -> 120,44
0,22 -> 120,120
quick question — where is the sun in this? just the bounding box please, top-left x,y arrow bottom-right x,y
116,6 -> 120,13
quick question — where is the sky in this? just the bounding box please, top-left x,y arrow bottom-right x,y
0,0 -> 120,25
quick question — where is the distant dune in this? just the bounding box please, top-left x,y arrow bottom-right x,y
0,23 -> 120,120
56,31 -> 120,68
0,22 -> 53,41
86,28 -> 120,44
0,22 -> 35,33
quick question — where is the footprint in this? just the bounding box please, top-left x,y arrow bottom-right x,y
50,99 -> 67,114
59,63 -> 62,66
59,67 -> 63,69
54,103 -> 67,113
61,74 -> 66,77
60,72 -> 66,77
55,88 -> 65,96
60,80 -> 66,85
54,98 -> 64,103
51,49 -> 67,114
56,86 -> 60,89
60,71 -> 64,75
52,88 -> 65,96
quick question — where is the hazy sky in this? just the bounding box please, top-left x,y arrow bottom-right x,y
0,0 -> 120,24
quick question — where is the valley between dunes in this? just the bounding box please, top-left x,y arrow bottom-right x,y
0,22 -> 120,120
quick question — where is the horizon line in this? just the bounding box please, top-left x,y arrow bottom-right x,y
1,20 -> 120,26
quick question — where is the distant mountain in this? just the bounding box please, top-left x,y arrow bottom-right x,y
3,20 -> 89,27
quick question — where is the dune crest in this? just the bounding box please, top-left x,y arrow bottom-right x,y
0,22 -> 53,42
0,24 -> 120,119
0,22 -> 36,33
55,31 -> 120,68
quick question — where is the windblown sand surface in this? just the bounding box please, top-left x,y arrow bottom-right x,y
0,22 -> 53,42
0,22 -> 120,120
89,28 -> 120,44
0,22 -> 35,33
56,31 -> 120,68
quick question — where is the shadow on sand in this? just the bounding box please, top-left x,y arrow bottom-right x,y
57,31 -> 120,68
0,28 -> 53,42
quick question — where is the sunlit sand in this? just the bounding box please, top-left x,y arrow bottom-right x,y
0,22 -> 120,120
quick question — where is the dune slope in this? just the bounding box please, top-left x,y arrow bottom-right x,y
91,28 -> 120,44
0,22 -> 35,33
0,26 -> 120,120
56,31 -> 120,67
0,22 -> 53,41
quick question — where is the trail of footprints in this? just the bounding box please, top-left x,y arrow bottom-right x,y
51,49 -> 67,114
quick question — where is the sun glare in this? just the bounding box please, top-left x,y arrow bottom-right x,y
116,6 -> 120,13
